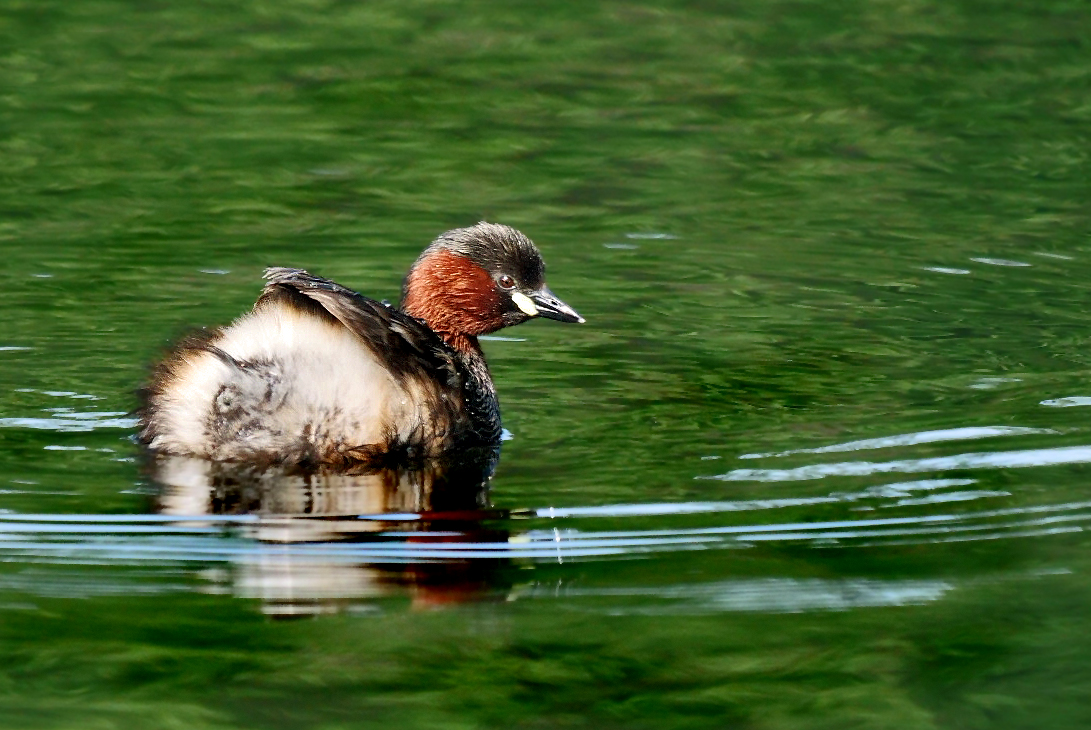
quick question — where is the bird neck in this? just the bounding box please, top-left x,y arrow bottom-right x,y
400,249 -> 504,354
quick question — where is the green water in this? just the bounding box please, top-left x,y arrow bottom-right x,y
4,0 -> 1091,727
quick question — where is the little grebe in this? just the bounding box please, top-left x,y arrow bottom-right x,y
139,222 -> 583,468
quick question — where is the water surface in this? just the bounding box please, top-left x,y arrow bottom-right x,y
3,1 -> 1091,728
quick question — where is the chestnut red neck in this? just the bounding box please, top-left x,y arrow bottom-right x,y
400,249 -> 503,355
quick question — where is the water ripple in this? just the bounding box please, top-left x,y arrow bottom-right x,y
0,414 -> 138,432
0,499 -> 1087,566
738,426 -> 1054,460
704,444 -> 1091,482
524,577 -> 954,614
1041,396 -> 1091,408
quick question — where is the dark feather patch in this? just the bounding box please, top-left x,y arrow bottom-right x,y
260,267 -> 463,386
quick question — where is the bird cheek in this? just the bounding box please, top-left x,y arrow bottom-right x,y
509,291 -> 540,317
501,309 -> 529,328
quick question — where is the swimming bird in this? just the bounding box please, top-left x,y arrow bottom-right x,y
138,222 -> 583,469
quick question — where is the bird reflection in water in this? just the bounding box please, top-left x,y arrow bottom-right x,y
148,448 -> 512,617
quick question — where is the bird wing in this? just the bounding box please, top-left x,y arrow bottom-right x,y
258,267 -> 461,388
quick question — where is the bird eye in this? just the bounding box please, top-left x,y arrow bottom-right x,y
498,274 -> 516,290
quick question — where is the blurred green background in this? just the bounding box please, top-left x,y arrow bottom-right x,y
3,0 -> 1091,727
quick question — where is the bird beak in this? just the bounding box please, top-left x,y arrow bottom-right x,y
527,287 -> 584,324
